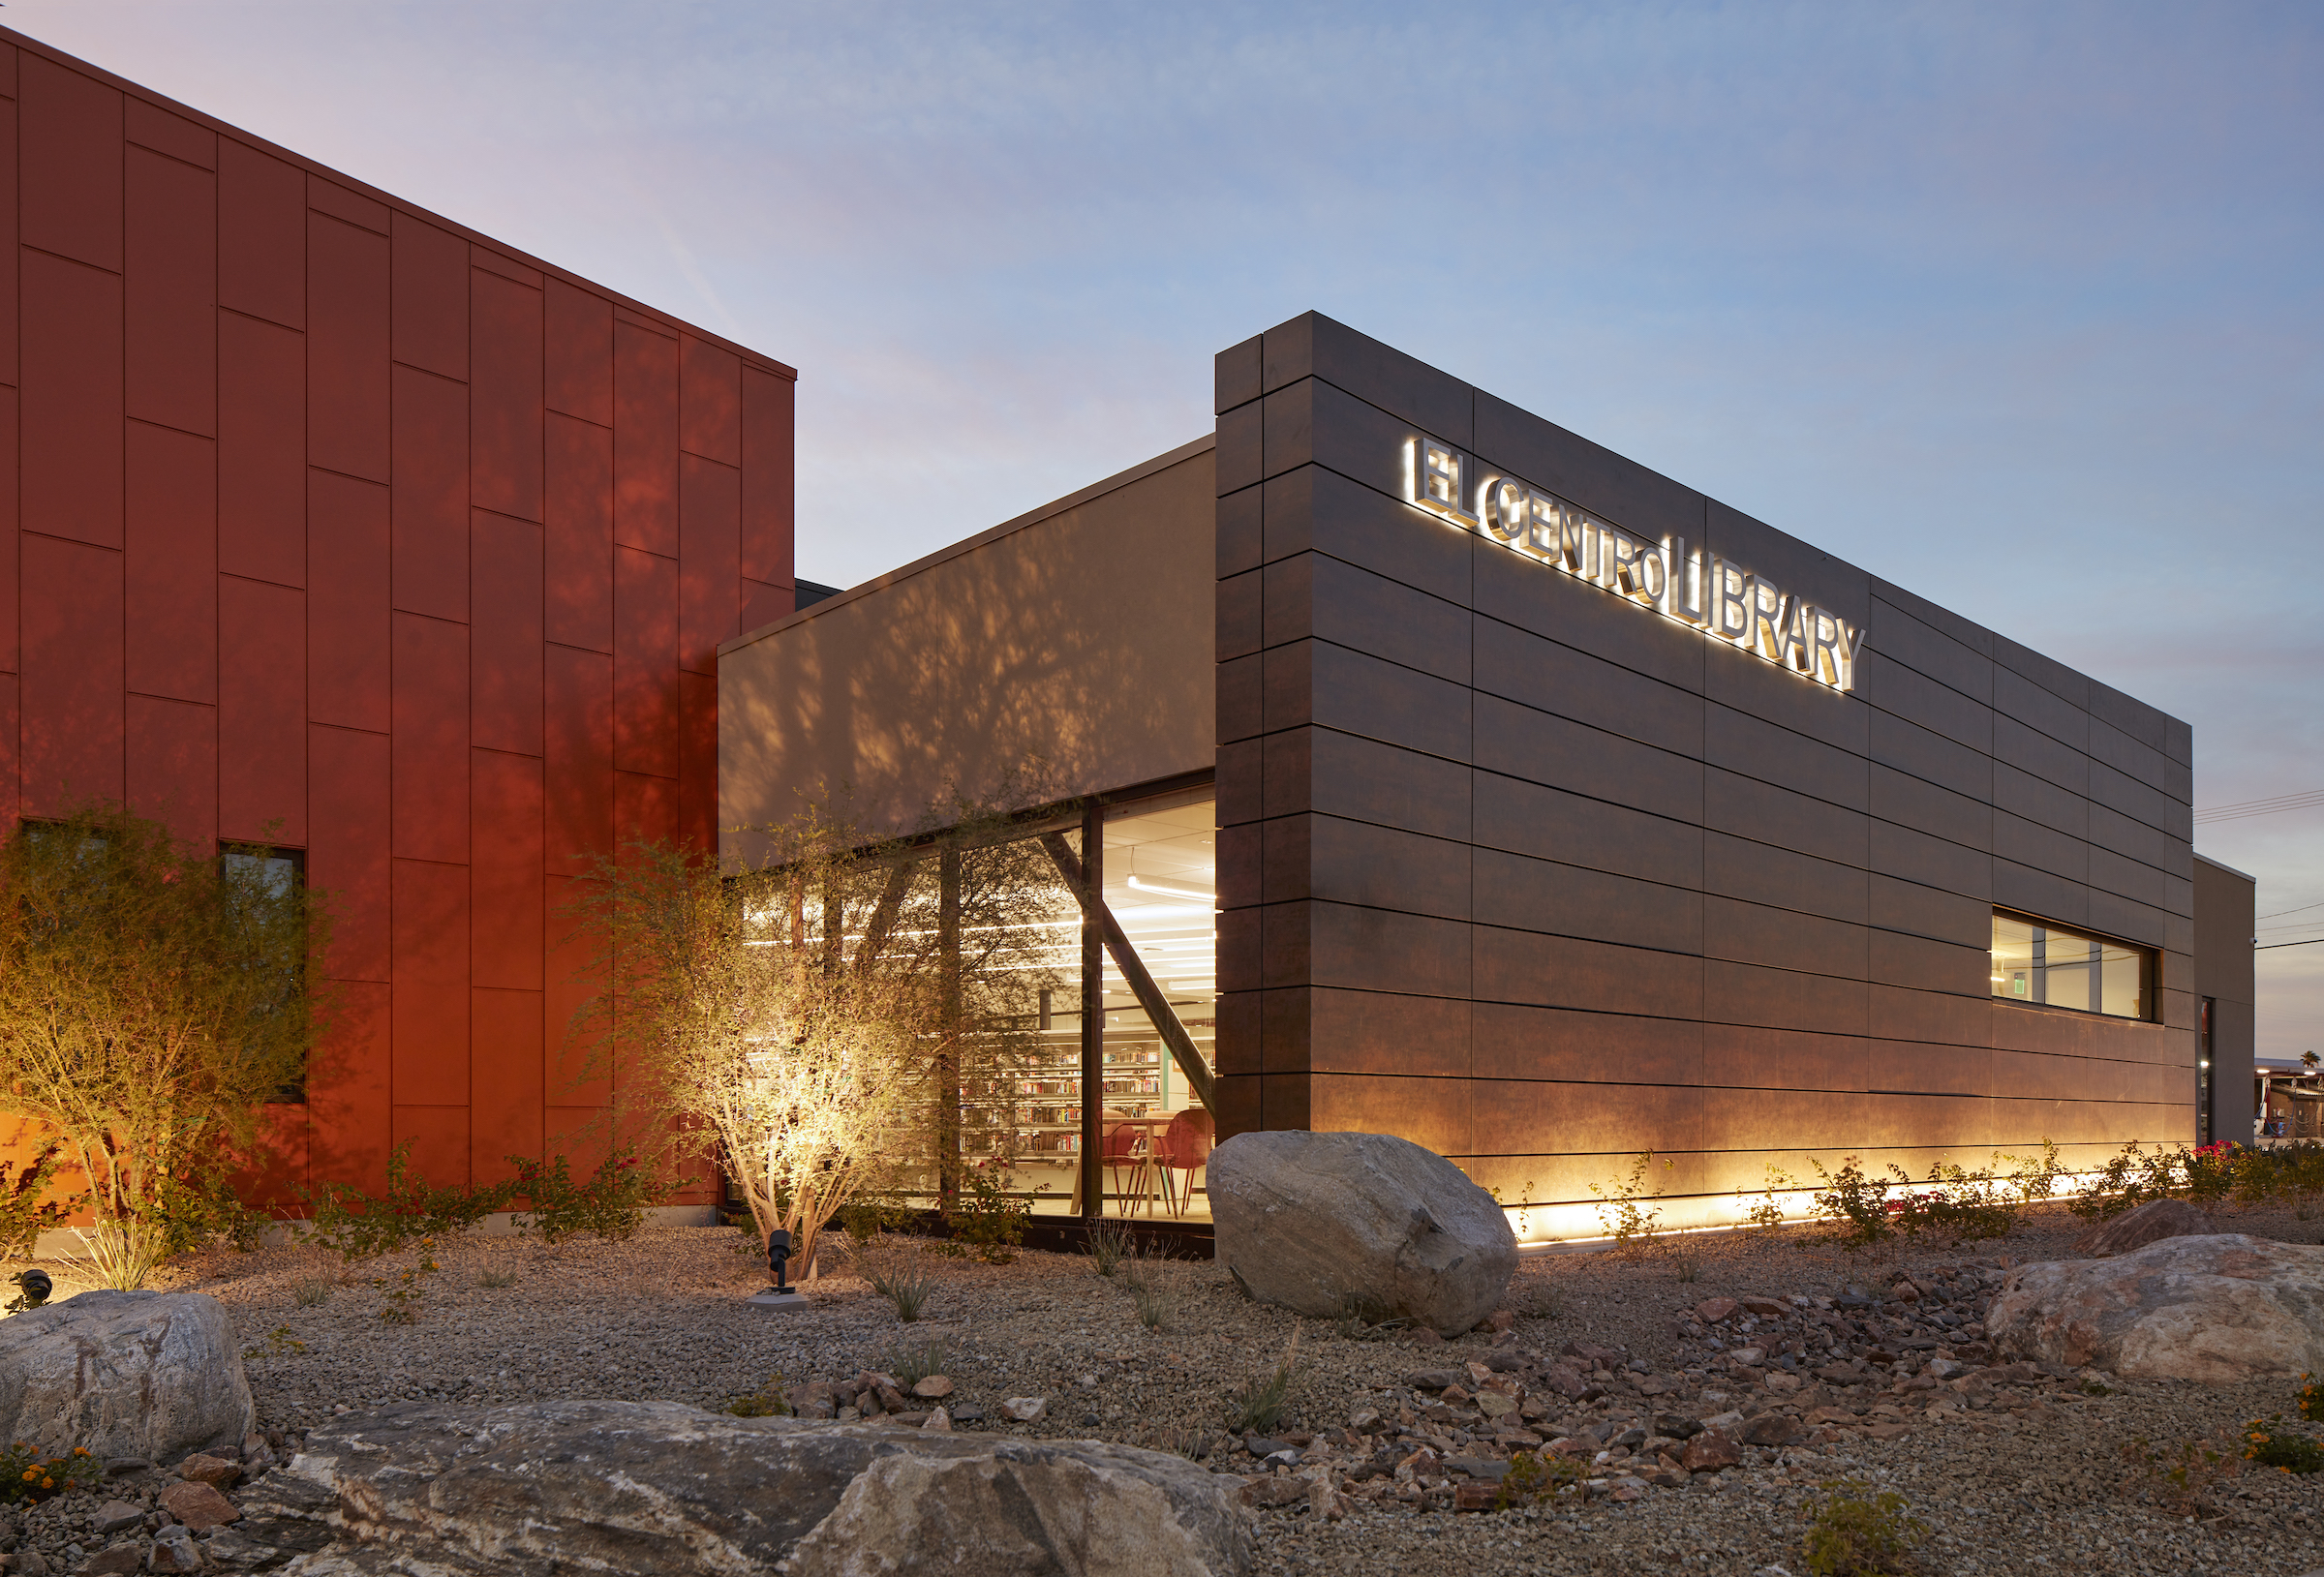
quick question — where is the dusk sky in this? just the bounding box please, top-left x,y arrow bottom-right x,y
14,2 -> 2319,1056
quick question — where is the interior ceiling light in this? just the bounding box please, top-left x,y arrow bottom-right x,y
1126,875 -> 1215,904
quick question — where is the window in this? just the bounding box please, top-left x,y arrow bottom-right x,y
1990,910 -> 2151,1020
224,845 -> 310,1102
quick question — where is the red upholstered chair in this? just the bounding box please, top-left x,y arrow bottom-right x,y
1152,1107 -> 1214,1217
1103,1120 -> 1154,1215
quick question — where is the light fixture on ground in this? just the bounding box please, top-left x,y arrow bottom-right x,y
747,1228 -> 808,1313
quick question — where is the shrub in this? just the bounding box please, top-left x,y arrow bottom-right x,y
720,1374 -> 794,1417
1494,1448 -> 1588,1509
299,1141 -> 518,1262
1809,1158 -> 1896,1249
943,1159 -> 1031,1263
1799,1480 -> 1929,1576
0,1142 -> 78,1261
0,804 -> 335,1289
0,1442 -> 102,1504
1741,1165 -> 1793,1232
2244,1416 -> 2324,1474
2121,1434 -> 2238,1515
508,1145 -> 667,1243
1134,1283 -> 1176,1329
1588,1151 -> 1671,1255
2299,1373 -> 2324,1423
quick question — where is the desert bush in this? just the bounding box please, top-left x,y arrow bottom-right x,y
2244,1416 -> 2324,1474
1494,1449 -> 1587,1509
0,804 -> 335,1287
1589,1151 -> 1672,1254
0,1142 -> 78,1261
299,1141 -> 518,1262
720,1373 -> 794,1417
1798,1480 -> 1929,1576
2121,1433 -> 2238,1515
863,1245 -> 933,1320
943,1158 -> 1032,1262
0,1443 -> 102,1504
887,1338 -> 948,1386
508,1145 -> 667,1243
1084,1219 -> 1135,1277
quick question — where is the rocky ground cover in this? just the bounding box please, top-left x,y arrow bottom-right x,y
4,1198 -> 2323,1574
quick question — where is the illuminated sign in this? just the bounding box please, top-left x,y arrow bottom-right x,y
1403,436 -> 1867,692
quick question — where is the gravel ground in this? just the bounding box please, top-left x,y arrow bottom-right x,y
8,1198 -> 2324,1576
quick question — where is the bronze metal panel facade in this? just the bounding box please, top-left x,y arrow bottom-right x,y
1215,312 -> 2207,1219
716,438 -> 1216,848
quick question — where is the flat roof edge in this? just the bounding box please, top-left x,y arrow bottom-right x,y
0,23 -> 796,380
719,432 -> 1215,657
2194,852 -> 2259,884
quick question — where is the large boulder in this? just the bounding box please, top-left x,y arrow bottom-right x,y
1987,1233 -> 2324,1380
1208,1131 -> 1516,1336
2069,1198 -> 2217,1258
0,1290 -> 255,1463
238,1400 -> 1250,1577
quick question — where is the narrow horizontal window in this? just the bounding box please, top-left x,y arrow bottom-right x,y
1990,909 -> 2152,1021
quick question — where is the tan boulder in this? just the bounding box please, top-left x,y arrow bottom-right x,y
160,1479 -> 241,1531
2069,1198 -> 2216,1259
1209,1132 -> 1516,1337
1988,1233 -> 2324,1380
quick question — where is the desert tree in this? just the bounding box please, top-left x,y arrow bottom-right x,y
0,802 -> 336,1286
562,779 -> 1073,1271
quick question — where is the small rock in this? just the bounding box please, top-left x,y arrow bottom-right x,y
921,1408 -> 951,1433
92,1501 -> 145,1536
149,1527 -> 203,1575
1408,1326 -> 1444,1346
1452,1481 -> 1500,1512
1891,1280 -> 1921,1302
1243,1434 -> 1293,1459
1696,1298 -> 1738,1323
910,1376 -> 954,1400
1479,1308 -> 1515,1333
999,1397 -> 1047,1422
1241,1475 -> 1306,1508
947,1406 -> 987,1425
75,1550 -> 143,1577
1680,1433 -> 1742,1472
1739,1296 -> 1789,1320
157,1481 -> 239,1532
1742,1413 -> 1800,1446
176,1453 -> 242,1490
1348,1407 -> 1384,1432
1700,1410 -> 1746,1433
104,1459 -> 153,1477
2068,1198 -> 2216,1259
12,1554 -> 49,1577
1728,1348 -> 1765,1366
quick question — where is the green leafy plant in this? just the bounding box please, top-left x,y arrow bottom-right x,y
508,1145 -> 667,1244
720,1373 -> 795,1417
2244,1416 -> 2324,1474
1223,1329 -> 1301,1436
837,1193 -> 912,1248
1493,1448 -> 1588,1509
1589,1151 -> 1672,1255
944,1159 -> 1032,1262
0,804 -> 337,1289
1742,1164 -> 1793,1232
0,1142 -> 79,1261
0,1442 -> 102,1504
299,1141 -> 519,1262
2122,1434 -> 2238,1515
1798,1480 -> 1929,1576
1809,1157 -> 1896,1249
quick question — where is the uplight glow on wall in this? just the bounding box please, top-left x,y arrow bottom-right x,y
1402,436 -> 1869,693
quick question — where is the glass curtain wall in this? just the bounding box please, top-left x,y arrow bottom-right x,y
998,791 -> 1217,1219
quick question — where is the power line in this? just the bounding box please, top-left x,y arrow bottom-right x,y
2257,937 -> 2324,951
2259,899 -> 2324,921
2195,788 -> 2324,825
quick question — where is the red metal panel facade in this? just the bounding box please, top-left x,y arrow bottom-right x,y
0,28 -> 797,1200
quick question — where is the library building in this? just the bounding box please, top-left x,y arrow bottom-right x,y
719,314 -> 2256,1238
0,24 -> 2254,1240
